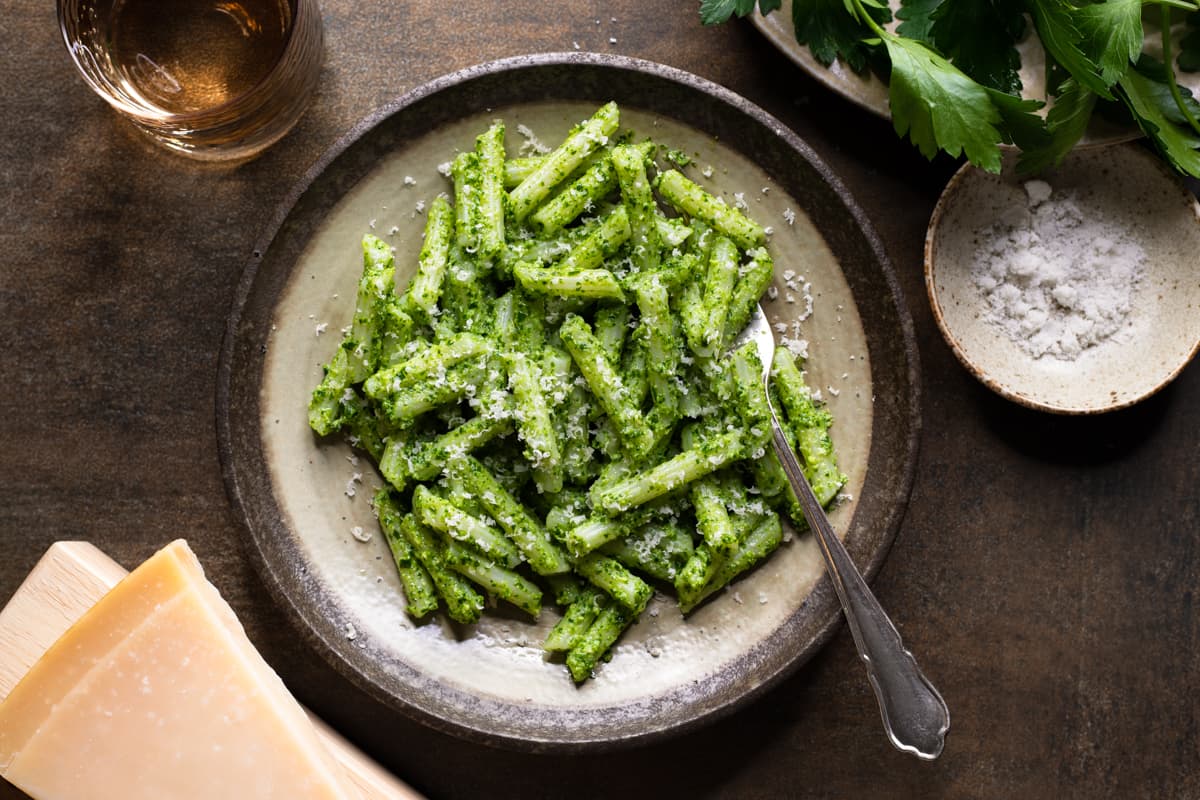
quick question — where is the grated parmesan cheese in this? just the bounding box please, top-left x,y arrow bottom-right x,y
516,123 -> 551,156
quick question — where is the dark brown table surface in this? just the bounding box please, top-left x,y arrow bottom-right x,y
3,2 -> 1199,798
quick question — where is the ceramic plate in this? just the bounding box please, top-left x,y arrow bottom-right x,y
925,143 -> 1200,414
752,6 -> 1200,146
217,53 -> 920,751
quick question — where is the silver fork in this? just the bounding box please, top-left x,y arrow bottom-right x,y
738,305 -> 950,760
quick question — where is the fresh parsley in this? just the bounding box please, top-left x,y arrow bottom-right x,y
796,0 -> 890,73
881,32 -> 1009,171
699,0 -> 1200,177
899,0 -> 1027,94
1015,79 -> 1096,174
1119,63 -> 1200,176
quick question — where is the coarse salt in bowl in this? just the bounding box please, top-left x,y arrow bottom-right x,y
924,143 -> 1200,414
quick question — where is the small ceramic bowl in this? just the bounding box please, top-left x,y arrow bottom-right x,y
925,144 -> 1200,414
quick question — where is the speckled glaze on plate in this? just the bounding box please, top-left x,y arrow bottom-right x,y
925,144 -> 1200,414
217,53 -> 920,751
751,6 -> 1200,146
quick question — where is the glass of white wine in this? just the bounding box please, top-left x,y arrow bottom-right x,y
58,0 -> 324,161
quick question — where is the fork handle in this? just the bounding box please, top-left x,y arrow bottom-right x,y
769,415 -> 949,759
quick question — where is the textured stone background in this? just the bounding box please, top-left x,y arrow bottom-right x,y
1,1 -> 1198,797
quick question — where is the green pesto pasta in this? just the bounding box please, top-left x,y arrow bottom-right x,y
308,102 -> 845,683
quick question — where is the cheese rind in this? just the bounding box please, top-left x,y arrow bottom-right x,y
0,540 -> 360,800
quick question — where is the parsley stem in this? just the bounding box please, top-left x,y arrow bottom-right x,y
1152,0 -> 1199,10
1160,4 -> 1200,137
849,0 -> 887,39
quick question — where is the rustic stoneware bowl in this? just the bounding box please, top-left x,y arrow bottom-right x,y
217,53 -> 921,751
925,144 -> 1200,414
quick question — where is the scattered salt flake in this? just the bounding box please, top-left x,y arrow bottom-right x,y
798,283 -> 814,321
767,285 -> 779,300
609,37 -> 617,44
702,165 -> 714,178
314,322 -> 328,336
573,40 -> 580,49
437,161 -> 452,176
733,192 -> 748,210
368,218 -> 376,229
758,592 -> 768,605
350,525 -> 371,543
1024,179 -> 1052,206
827,385 -> 841,397
345,472 -> 363,497
773,321 -> 788,334
782,208 -> 796,225
781,337 -> 809,359
403,175 -> 416,186
344,623 -> 358,641
732,591 -> 744,605
763,226 -> 774,235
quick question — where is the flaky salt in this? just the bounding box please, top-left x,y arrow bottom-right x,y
971,180 -> 1145,361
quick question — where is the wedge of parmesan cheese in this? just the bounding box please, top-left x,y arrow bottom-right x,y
0,540 -> 361,800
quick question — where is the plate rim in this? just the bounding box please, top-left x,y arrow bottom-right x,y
216,51 -> 923,752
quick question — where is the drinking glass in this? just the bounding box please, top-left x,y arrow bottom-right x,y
58,0 -> 324,161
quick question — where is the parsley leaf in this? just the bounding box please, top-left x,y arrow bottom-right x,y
882,33 -> 1006,171
1073,0 -> 1142,85
1026,0 -> 1112,99
792,0 -> 888,73
1117,62 -> 1200,175
1016,79 -> 1097,173
1128,56 -> 1200,127
698,0 -> 773,24
985,89 -> 1049,151
928,0 -> 1026,94
895,0 -> 941,42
